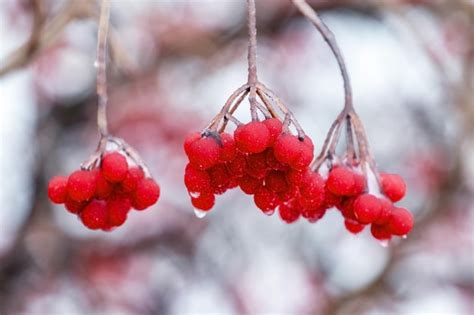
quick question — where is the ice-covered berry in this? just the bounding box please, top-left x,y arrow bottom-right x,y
184,164 -> 211,193
107,196 -> 131,227
388,207 -> 413,236
381,173 -> 406,202
132,178 -> 160,210
67,170 -> 97,202
353,194 -> 382,224
344,219 -> 365,234
186,136 -> 220,170
234,121 -> 270,154
218,132 -> 236,162
47,176 -> 68,204
191,192 -> 215,211
101,152 -> 129,182
80,200 -> 108,230
326,167 -> 355,196
254,187 -> 278,214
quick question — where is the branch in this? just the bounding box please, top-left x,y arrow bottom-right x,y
247,0 -> 259,121
96,0 -> 111,138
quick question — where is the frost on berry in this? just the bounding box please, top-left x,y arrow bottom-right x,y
234,121 -> 270,154
184,163 -> 211,193
254,187 -> 278,214
388,207 -> 414,236
186,135 -> 220,170
80,200 -> 108,230
47,176 -> 68,204
381,172 -> 406,202
218,132 -> 236,162
132,178 -> 160,210
191,192 -> 215,211
101,152 -> 129,182
279,202 -> 300,223
67,170 -> 97,202
326,167 -> 356,196
353,194 -> 382,224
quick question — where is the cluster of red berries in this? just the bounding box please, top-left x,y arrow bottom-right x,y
324,166 -> 413,241
47,152 -> 160,231
184,118 -> 320,218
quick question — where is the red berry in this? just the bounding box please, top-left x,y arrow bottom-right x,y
67,170 -> 97,202
247,151 -> 268,170
95,170 -> 113,199
64,197 -> 87,214
262,118 -> 283,145
187,136 -> 220,170
191,192 -> 215,211
273,134 -> 302,165
107,196 -> 131,227
80,200 -> 108,230
218,132 -> 236,162
227,153 -> 247,178
47,176 -> 68,204
374,198 -> 393,225
301,206 -> 326,223
289,136 -> 314,170
239,176 -> 261,195
208,164 -> 231,195
184,132 -> 201,155
351,172 -> 366,196
254,187 -> 278,214
381,173 -> 406,202
323,187 -> 342,209
279,202 -> 300,223
344,220 -> 365,234
265,171 -> 288,193
388,207 -> 413,236
184,164 -> 211,193
353,194 -> 382,224
120,167 -> 145,194
132,178 -> 160,210
101,152 -> 129,182
326,167 -> 355,196
266,149 -> 287,171
234,121 -> 270,154
370,224 -> 392,241
338,197 -> 356,221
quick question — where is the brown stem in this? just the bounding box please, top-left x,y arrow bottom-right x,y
345,115 -> 356,163
292,0 -> 353,113
96,0 -> 111,138
247,0 -> 258,121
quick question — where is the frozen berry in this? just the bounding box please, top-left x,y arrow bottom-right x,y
381,173 -> 406,202
254,187 -> 278,214
370,224 -> 392,241
344,220 -> 365,234
218,132 -> 236,162
101,152 -> 129,182
80,200 -> 108,230
273,134 -> 302,165
209,164 -> 231,195
186,136 -> 220,170
279,203 -> 300,223
184,132 -> 201,155
47,176 -> 68,204
353,194 -> 382,224
184,164 -> 211,193
262,118 -> 283,145
388,207 -> 413,236
234,121 -> 270,154
120,167 -> 145,194
67,170 -> 97,202
374,198 -> 393,225
132,178 -> 160,210
265,171 -> 288,193
326,167 -> 355,196
95,170 -> 113,199
239,176 -> 261,194
191,192 -> 215,211
64,197 -> 87,214
107,196 -> 131,227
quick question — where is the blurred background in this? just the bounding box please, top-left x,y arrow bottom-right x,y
0,0 -> 473,314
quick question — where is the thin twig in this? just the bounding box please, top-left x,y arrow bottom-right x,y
247,0 -> 259,121
96,0 -> 111,138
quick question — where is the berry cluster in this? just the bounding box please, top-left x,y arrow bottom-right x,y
184,118 -> 324,220
48,152 -> 160,231
324,166 -> 413,241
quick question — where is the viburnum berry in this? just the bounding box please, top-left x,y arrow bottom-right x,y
265,171 -> 288,193
254,187 -> 278,214
209,164 -> 231,194
234,121 -> 270,153
344,219 -> 365,234
47,176 -> 68,204
279,202 -> 300,223
120,167 -> 145,194
301,206 -> 326,223
388,207 -> 414,236
184,164 -> 211,193
191,192 -> 215,211
273,134 -> 303,165
107,196 -> 131,227
218,132 -> 236,162
381,173 -> 406,202
64,197 -> 86,214
80,200 -> 108,230
262,118 -> 283,145
95,170 -> 113,199
374,198 -> 393,225
67,170 -> 97,202
353,194 -> 382,224
238,176 -> 261,195
370,224 -> 392,241
132,178 -> 160,210
326,167 -> 356,196
186,135 -> 220,170
101,152 -> 129,182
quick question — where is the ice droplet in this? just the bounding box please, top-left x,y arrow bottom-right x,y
193,208 -> 207,218
402,235 -> 408,239
379,240 -> 390,247
189,191 -> 201,198
262,209 -> 275,216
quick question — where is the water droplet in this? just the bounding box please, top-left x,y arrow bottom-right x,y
189,191 -> 201,198
262,209 -> 275,216
402,235 -> 407,239
93,60 -> 99,68
193,208 -> 207,218
379,240 -> 389,247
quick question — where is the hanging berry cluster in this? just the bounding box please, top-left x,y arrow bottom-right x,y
48,151 -> 160,230
47,0 -> 160,231
182,0 -> 414,242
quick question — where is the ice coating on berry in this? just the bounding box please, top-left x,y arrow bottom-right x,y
184,164 -> 211,193
101,152 -> 129,182
67,170 -> 97,202
374,198 -> 393,225
209,164 -> 231,195
80,200 -> 108,230
353,194 -> 382,224
262,118 -> 283,145
65,197 -> 86,214
234,121 -> 270,154
186,136 -> 220,170
184,132 -> 201,155
273,134 -> 302,164
371,224 -> 392,241
388,207 -> 413,236
95,170 -> 113,199
344,219 -> 365,234
107,196 -> 131,227
254,187 -> 278,214
121,167 -> 145,194
326,167 -> 355,196
239,176 -> 261,195
279,202 -> 300,223
132,178 -> 160,210
218,132 -> 236,162
191,192 -> 215,210
265,171 -> 288,193
48,176 -> 68,204
381,173 -> 406,202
